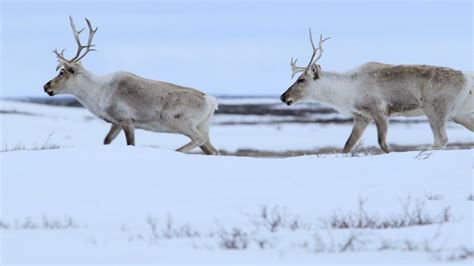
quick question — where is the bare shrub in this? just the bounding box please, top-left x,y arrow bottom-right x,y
146,216 -> 160,239
0,221 -> 9,229
130,208 -> 464,260
309,229 -> 448,257
288,218 -> 310,231
1,216 -> 80,230
254,237 -> 272,250
251,206 -> 284,232
161,216 -> 200,239
338,233 -> 367,252
310,232 -> 372,253
375,236 -> 443,257
249,205 -> 310,232
325,198 -> 378,229
40,216 -> 79,229
399,198 -> 451,226
146,215 -> 201,240
325,198 -> 451,229
344,140 -> 377,157
348,141 -> 365,157
1,133 -> 61,152
424,191 -> 445,201
313,233 -> 470,262
219,228 -> 249,250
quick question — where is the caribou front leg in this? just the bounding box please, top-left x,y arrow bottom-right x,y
426,114 -> 448,149
342,115 -> 371,153
372,112 -> 391,153
424,105 -> 449,149
103,124 -> 122,145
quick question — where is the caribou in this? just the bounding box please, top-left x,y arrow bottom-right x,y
281,29 -> 473,153
43,17 -> 219,155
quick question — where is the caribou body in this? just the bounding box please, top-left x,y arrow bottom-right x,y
281,29 -> 473,153
43,17 -> 219,155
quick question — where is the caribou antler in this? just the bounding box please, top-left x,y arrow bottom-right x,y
290,28 -> 330,78
53,16 -> 98,70
307,28 -> 330,69
53,49 -> 67,71
290,57 -> 307,78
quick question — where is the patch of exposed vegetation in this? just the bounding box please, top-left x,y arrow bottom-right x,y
1,133 -> 62,152
323,197 -> 451,229
215,142 -> 474,158
0,216 -> 81,230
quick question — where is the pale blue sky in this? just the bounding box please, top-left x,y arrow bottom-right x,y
1,0 -> 472,97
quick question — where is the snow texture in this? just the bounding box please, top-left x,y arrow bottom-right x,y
0,100 -> 473,265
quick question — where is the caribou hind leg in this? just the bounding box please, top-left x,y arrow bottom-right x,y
122,123 -> 135,146
176,126 -> 207,153
176,137 -> 207,153
199,142 -> 213,155
200,141 -> 219,155
197,109 -> 219,155
104,124 -> 122,145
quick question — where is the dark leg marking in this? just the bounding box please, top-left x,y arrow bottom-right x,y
199,140 -> 219,155
122,124 -> 135,146
104,124 -> 122,145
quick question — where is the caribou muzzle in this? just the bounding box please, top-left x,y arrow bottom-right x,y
43,81 -> 55,96
280,89 -> 294,106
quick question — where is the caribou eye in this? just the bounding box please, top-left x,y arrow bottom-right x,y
59,70 -> 65,76
297,78 -> 305,83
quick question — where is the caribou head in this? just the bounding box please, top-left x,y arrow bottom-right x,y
280,29 -> 329,105
43,16 -> 97,96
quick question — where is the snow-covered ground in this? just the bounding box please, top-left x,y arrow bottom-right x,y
0,99 -> 473,264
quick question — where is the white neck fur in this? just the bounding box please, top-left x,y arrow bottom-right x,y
68,70 -> 106,113
307,71 -> 357,113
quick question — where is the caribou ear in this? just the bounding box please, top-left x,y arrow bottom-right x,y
59,61 -> 77,74
311,64 -> 321,80
64,64 -> 76,74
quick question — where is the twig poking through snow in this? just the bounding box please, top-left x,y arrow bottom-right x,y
415,150 -> 433,160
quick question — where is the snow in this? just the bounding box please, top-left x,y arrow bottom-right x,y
0,99 -> 473,265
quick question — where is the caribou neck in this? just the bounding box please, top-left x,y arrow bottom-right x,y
309,71 -> 356,108
69,71 -> 106,112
